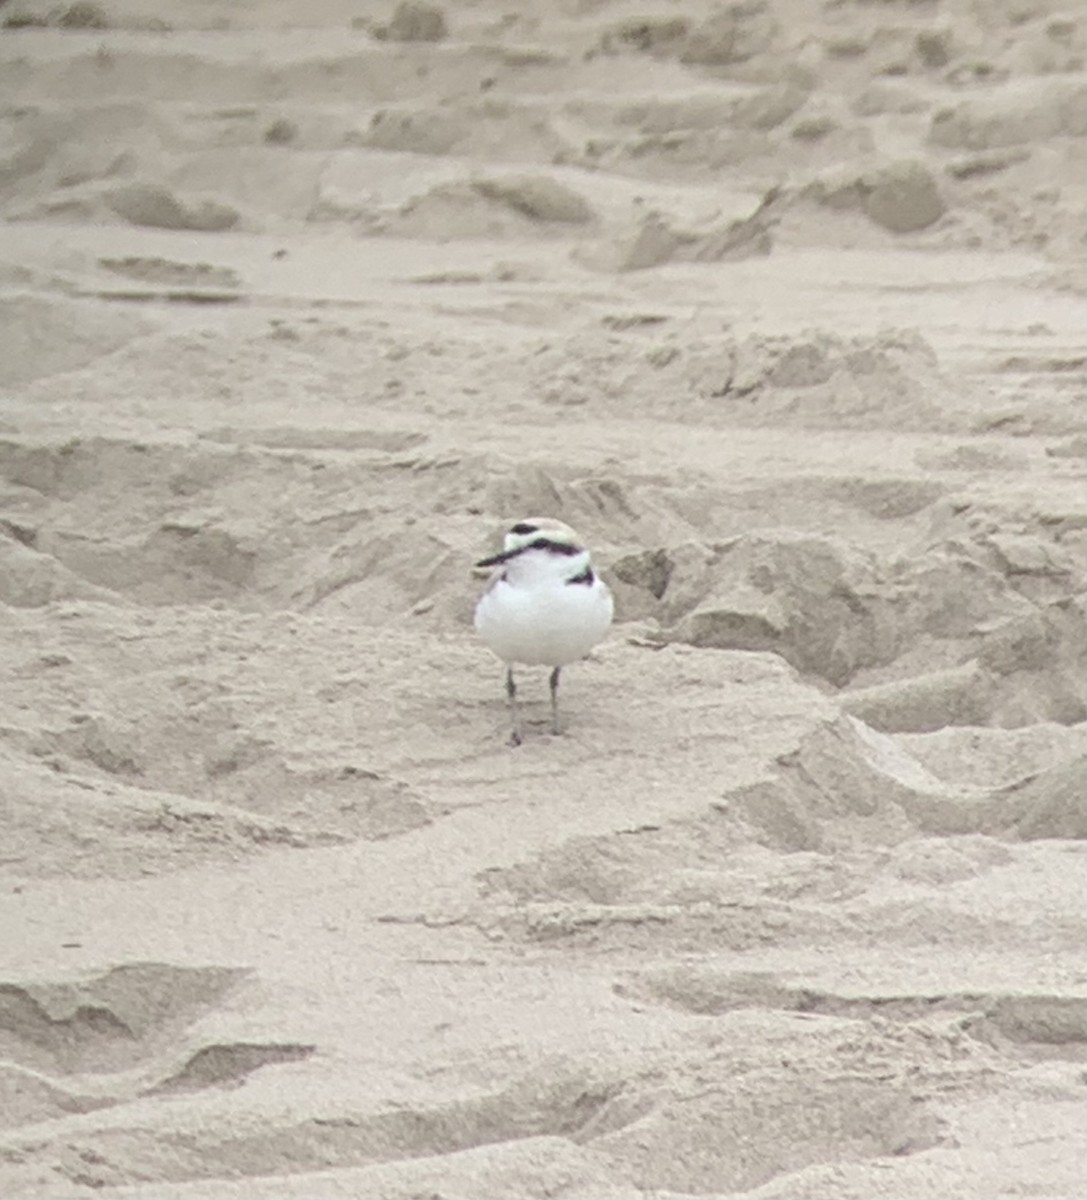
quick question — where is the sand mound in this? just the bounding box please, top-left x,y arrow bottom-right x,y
898,722 -> 1087,789
929,77 -> 1087,150
991,753 -> 1087,841
0,295 -> 151,388
525,326 -> 956,428
605,493 -> 1085,725
0,2 -> 1084,1197
0,103 -> 171,205
0,958 -> 311,1141
804,158 -> 947,233
664,530 -> 898,685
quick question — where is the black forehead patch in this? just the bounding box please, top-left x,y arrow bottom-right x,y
509,522 -> 539,536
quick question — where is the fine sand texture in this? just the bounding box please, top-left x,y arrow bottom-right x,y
0,1 -> 1085,1196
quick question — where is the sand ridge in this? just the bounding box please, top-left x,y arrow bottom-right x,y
0,0 -> 1084,1196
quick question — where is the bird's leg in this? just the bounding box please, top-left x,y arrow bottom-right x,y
549,666 -> 562,735
506,667 -> 522,746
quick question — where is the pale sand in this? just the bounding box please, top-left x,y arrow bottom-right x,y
0,1 -> 1084,1196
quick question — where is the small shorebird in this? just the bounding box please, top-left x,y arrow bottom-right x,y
474,517 -> 613,745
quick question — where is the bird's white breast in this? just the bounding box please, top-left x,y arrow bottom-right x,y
475,573 -> 613,667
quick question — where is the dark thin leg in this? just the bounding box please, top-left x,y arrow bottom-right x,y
506,667 -> 522,746
549,666 -> 562,735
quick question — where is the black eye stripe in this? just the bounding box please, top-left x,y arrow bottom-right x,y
529,537 -> 580,555
510,522 -> 538,535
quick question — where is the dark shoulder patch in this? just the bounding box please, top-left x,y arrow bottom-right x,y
510,522 -> 539,536
566,566 -> 595,586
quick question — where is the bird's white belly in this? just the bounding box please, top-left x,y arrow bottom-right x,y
474,579 -> 612,666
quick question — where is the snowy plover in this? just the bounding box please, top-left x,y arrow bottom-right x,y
474,517 -> 613,745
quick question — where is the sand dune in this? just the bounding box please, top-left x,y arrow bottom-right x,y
0,0 -> 1084,1196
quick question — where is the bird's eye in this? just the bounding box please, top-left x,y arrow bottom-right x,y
510,522 -> 538,536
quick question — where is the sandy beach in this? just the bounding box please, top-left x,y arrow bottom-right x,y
0,0 -> 1084,1196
